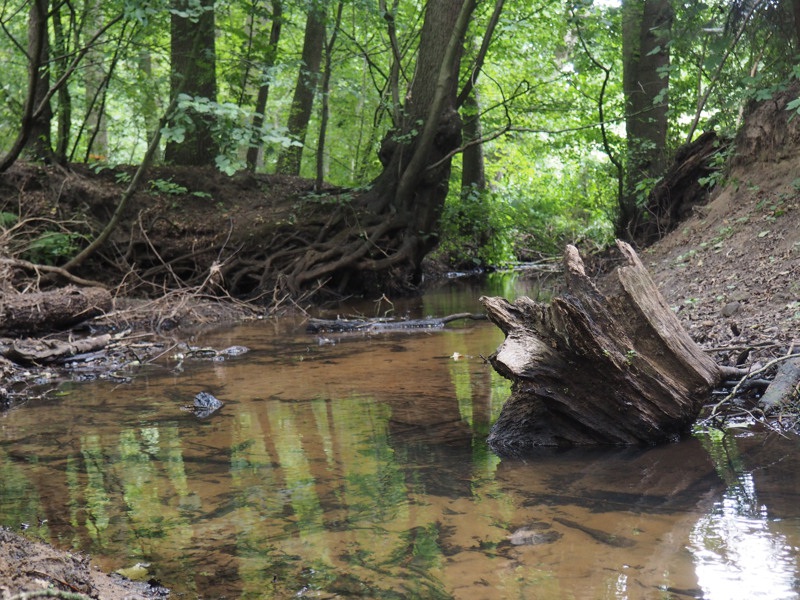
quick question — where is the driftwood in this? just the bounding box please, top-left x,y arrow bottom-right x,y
4,334 -> 112,364
0,285 -> 111,334
306,312 -> 486,334
759,356 -> 800,413
481,241 -> 721,452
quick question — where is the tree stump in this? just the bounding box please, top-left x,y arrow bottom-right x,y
481,241 -> 721,453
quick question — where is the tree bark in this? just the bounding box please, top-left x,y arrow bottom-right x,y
619,0 -> 673,239
366,0 -> 476,278
275,1 -> 326,176
481,241 -> 720,453
165,0 -> 218,166
759,357 -> 800,413
51,2 -> 71,163
81,0 -> 110,161
792,0 -> 800,53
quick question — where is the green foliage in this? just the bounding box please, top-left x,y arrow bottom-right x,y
698,141 -> 735,190
165,94 -> 300,175
149,178 -> 188,195
435,185 -> 516,269
0,212 -> 18,228
24,231 -> 83,265
436,151 -> 615,268
503,156 -> 616,257
1,0 -> 797,268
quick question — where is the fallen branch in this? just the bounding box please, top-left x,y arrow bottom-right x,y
759,355 -> 800,413
0,286 -> 111,334
0,258 -> 103,288
708,353 -> 800,419
306,312 -> 486,334
5,334 -> 111,364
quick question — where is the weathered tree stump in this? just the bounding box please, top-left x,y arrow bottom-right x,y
481,241 -> 721,453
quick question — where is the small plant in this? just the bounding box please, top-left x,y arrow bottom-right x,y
0,211 -> 18,228
698,142 -> 735,190
24,231 -> 83,265
149,178 -> 188,195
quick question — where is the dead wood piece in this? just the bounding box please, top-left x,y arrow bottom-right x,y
0,286 -> 111,334
481,241 -> 722,452
306,312 -> 486,334
5,334 -> 111,364
759,357 -> 800,413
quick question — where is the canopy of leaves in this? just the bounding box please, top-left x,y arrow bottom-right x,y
1,0 -> 798,268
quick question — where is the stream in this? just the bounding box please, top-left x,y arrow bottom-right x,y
1,274 -> 799,599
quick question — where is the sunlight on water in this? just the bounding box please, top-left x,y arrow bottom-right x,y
1,278 -> 800,598
691,474 -> 799,600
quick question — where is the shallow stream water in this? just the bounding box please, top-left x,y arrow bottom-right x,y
1,275 -> 800,599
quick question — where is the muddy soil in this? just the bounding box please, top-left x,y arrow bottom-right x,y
0,528 -> 167,599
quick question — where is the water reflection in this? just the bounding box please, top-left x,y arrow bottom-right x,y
0,279 -> 799,599
690,431 -> 800,600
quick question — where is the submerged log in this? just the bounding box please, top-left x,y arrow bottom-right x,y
481,241 -> 721,453
306,312 -> 486,334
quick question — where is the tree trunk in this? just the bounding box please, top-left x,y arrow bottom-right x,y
793,0 -> 800,51
164,0 -> 218,166
137,50 -> 161,143
481,241 -> 720,453
619,0 -> 673,239
365,0 -> 475,279
82,0 -> 110,161
263,0 -> 478,297
51,3 -> 71,163
461,90 -> 486,194
275,1 -> 326,175
315,1 -> 344,190
634,130 -> 719,244
23,0 -> 54,163
246,0 -> 282,171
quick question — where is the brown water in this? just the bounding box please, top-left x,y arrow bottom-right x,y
1,276 -> 800,599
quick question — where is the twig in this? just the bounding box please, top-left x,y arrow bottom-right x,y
709,352 -> 800,419
0,258 -> 103,288
9,587 -> 92,599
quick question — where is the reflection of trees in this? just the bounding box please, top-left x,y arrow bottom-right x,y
0,325 -> 522,597
0,447 -> 43,531
23,325 -> 800,598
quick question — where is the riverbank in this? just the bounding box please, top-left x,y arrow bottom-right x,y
0,528 -> 168,599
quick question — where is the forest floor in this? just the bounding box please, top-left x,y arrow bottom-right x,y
633,152 -> 800,369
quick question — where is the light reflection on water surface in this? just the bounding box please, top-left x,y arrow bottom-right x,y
1,277 -> 799,599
